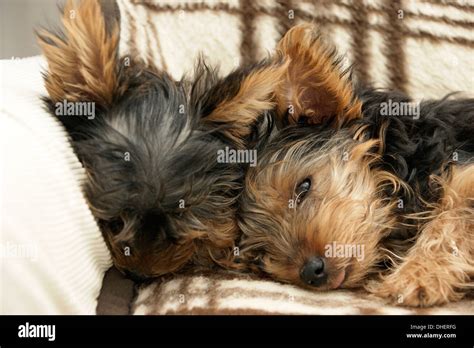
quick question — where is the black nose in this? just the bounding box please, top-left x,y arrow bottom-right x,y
300,257 -> 327,286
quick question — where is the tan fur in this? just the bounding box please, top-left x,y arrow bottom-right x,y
240,135 -> 403,290
239,24 -> 472,308
205,63 -> 287,149
96,191 -> 244,277
193,217 -> 245,271
108,233 -> 196,277
105,214 -> 243,277
274,24 -> 362,128
240,130 -> 472,306
37,0 -> 119,106
369,164 -> 474,307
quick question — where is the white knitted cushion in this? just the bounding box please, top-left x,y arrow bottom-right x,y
0,56 -> 112,314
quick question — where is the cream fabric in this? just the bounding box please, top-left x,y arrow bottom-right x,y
0,56 -> 112,314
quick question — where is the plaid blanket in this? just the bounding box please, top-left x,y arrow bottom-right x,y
116,0 -> 474,99
132,271 -> 474,315
104,0 -> 474,314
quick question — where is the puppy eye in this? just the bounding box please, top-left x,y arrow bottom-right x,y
295,177 -> 312,203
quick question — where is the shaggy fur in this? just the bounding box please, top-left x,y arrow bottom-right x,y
274,24 -> 362,128
38,0 -> 283,280
238,24 -> 474,307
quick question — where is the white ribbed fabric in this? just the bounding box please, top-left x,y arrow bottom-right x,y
0,56 -> 112,314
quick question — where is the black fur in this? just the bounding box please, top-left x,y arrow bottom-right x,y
356,88 -> 474,195
43,58 -> 274,279
259,87 -> 474,215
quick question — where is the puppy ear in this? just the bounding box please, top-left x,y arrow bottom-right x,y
201,62 -> 287,149
37,0 -> 119,108
275,24 -> 362,128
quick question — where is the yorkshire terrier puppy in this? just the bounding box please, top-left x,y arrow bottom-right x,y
38,0 -> 284,280
238,24 -> 474,307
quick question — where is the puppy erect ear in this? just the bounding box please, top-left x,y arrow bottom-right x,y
200,62 -> 288,149
37,0 -> 119,108
275,24 -> 362,128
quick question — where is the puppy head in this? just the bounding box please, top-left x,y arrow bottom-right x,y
239,129 -> 401,289
74,72 -> 246,279
238,25 -> 402,290
38,0 -> 285,280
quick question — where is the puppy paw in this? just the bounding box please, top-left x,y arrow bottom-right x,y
367,258 -> 464,307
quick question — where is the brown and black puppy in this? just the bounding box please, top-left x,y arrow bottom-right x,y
38,0 -> 285,280
238,24 -> 474,307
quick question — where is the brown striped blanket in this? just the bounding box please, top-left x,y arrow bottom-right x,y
132,271 -> 474,315
104,0 -> 474,314
115,0 -> 474,99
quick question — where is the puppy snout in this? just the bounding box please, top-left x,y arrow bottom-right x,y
300,256 -> 327,286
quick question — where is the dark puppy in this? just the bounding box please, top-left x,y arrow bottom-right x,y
238,24 -> 474,307
38,0 -> 284,280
